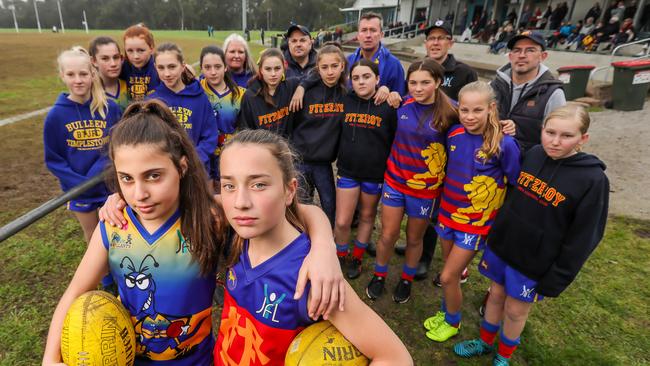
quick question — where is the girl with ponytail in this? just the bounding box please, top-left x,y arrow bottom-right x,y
423,81 -> 521,343
44,46 -> 122,243
148,43 -> 218,173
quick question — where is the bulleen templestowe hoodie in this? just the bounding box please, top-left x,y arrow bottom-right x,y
43,94 -> 122,199
120,57 -> 160,101
291,80 -> 345,164
147,79 -> 218,171
487,145 -> 609,297
337,92 -> 397,183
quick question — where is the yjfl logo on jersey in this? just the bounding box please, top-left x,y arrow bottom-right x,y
170,106 -> 193,130
255,283 -> 286,323
516,171 -> 566,207
65,119 -> 109,150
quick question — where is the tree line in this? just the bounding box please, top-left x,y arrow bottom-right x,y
0,0 -> 352,31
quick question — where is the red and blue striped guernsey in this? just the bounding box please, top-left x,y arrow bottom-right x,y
438,125 -> 521,235
214,233 -> 315,365
384,99 -> 447,199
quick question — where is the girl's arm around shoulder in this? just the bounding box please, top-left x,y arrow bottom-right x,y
42,225 -> 110,366
294,204 -> 345,320
197,97 -> 219,169
327,281 -> 413,366
536,172 -> 609,297
500,135 -> 522,185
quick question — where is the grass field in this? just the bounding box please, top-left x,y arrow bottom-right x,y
1,30 -> 650,366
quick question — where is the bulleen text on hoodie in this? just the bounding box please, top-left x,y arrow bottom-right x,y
147,80 -> 218,171
43,94 -> 122,199
120,57 -> 160,101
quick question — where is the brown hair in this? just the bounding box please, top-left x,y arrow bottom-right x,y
199,45 -> 241,103
360,11 -> 383,28
458,81 -> 504,161
89,36 -> 121,58
155,43 -> 196,86
57,46 -> 109,119
123,23 -> 155,50
221,129 -> 304,266
543,104 -> 591,134
254,48 -> 286,107
316,44 -> 348,91
406,59 -> 457,133
107,100 -> 226,275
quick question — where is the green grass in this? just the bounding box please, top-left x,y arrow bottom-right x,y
1,214 -> 649,365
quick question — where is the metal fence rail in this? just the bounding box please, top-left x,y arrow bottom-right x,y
0,174 -> 104,243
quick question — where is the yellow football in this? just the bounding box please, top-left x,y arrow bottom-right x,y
61,290 -> 136,366
285,321 -> 369,366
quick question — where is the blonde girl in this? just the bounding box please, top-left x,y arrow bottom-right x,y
43,46 -> 121,243
423,81 -> 520,342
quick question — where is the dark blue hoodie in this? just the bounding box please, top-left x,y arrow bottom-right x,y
147,80 -> 218,172
43,94 -> 121,199
120,57 -> 160,101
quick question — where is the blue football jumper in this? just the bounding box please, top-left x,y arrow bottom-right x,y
101,207 -> 215,365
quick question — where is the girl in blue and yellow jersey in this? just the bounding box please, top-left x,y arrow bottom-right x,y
147,43 -> 217,173
215,129 -> 413,366
42,100 -> 350,366
121,24 -> 160,101
334,59 -> 397,279
366,59 -> 457,304
198,45 -> 245,182
44,46 -> 121,243
89,36 -> 130,112
238,48 -> 299,138
223,33 -> 257,88
423,81 -> 521,343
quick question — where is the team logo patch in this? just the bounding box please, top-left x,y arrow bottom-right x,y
435,20 -> 444,26
255,283 -> 286,323
227,268 -> 237,290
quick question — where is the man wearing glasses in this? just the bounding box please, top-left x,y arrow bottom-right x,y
492,31 -> 566,153
284,24 -> 317,80
424,19 -> 478,102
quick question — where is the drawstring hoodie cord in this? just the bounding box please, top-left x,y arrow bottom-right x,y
532,156 -> 563,200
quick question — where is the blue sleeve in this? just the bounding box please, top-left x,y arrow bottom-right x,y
197,98 -> 219,171
387,57 -> 406,96
87,103 -> 121,180
500,136 -> 522,186
43,112 -> 88,191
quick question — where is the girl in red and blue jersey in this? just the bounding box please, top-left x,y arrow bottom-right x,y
44,46 -> 121,243
366,59 -> 457,304
147,43 -> 218,173
215,129 -> 412,365
89,36 -> 130,112
424,81 -> 521,343
121,24 -> 160,101
198,45 -> 245,184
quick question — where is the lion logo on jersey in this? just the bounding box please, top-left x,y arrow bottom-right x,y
406,142 -> 447,191
451,175 -> 505,226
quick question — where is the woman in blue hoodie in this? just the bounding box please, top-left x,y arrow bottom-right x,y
44,46 -> 122,242
147,43 -> 218,174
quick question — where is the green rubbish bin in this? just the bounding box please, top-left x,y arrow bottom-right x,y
557,65 -> 595,101
271,36 -> 278,48
611,59 -> 650,111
